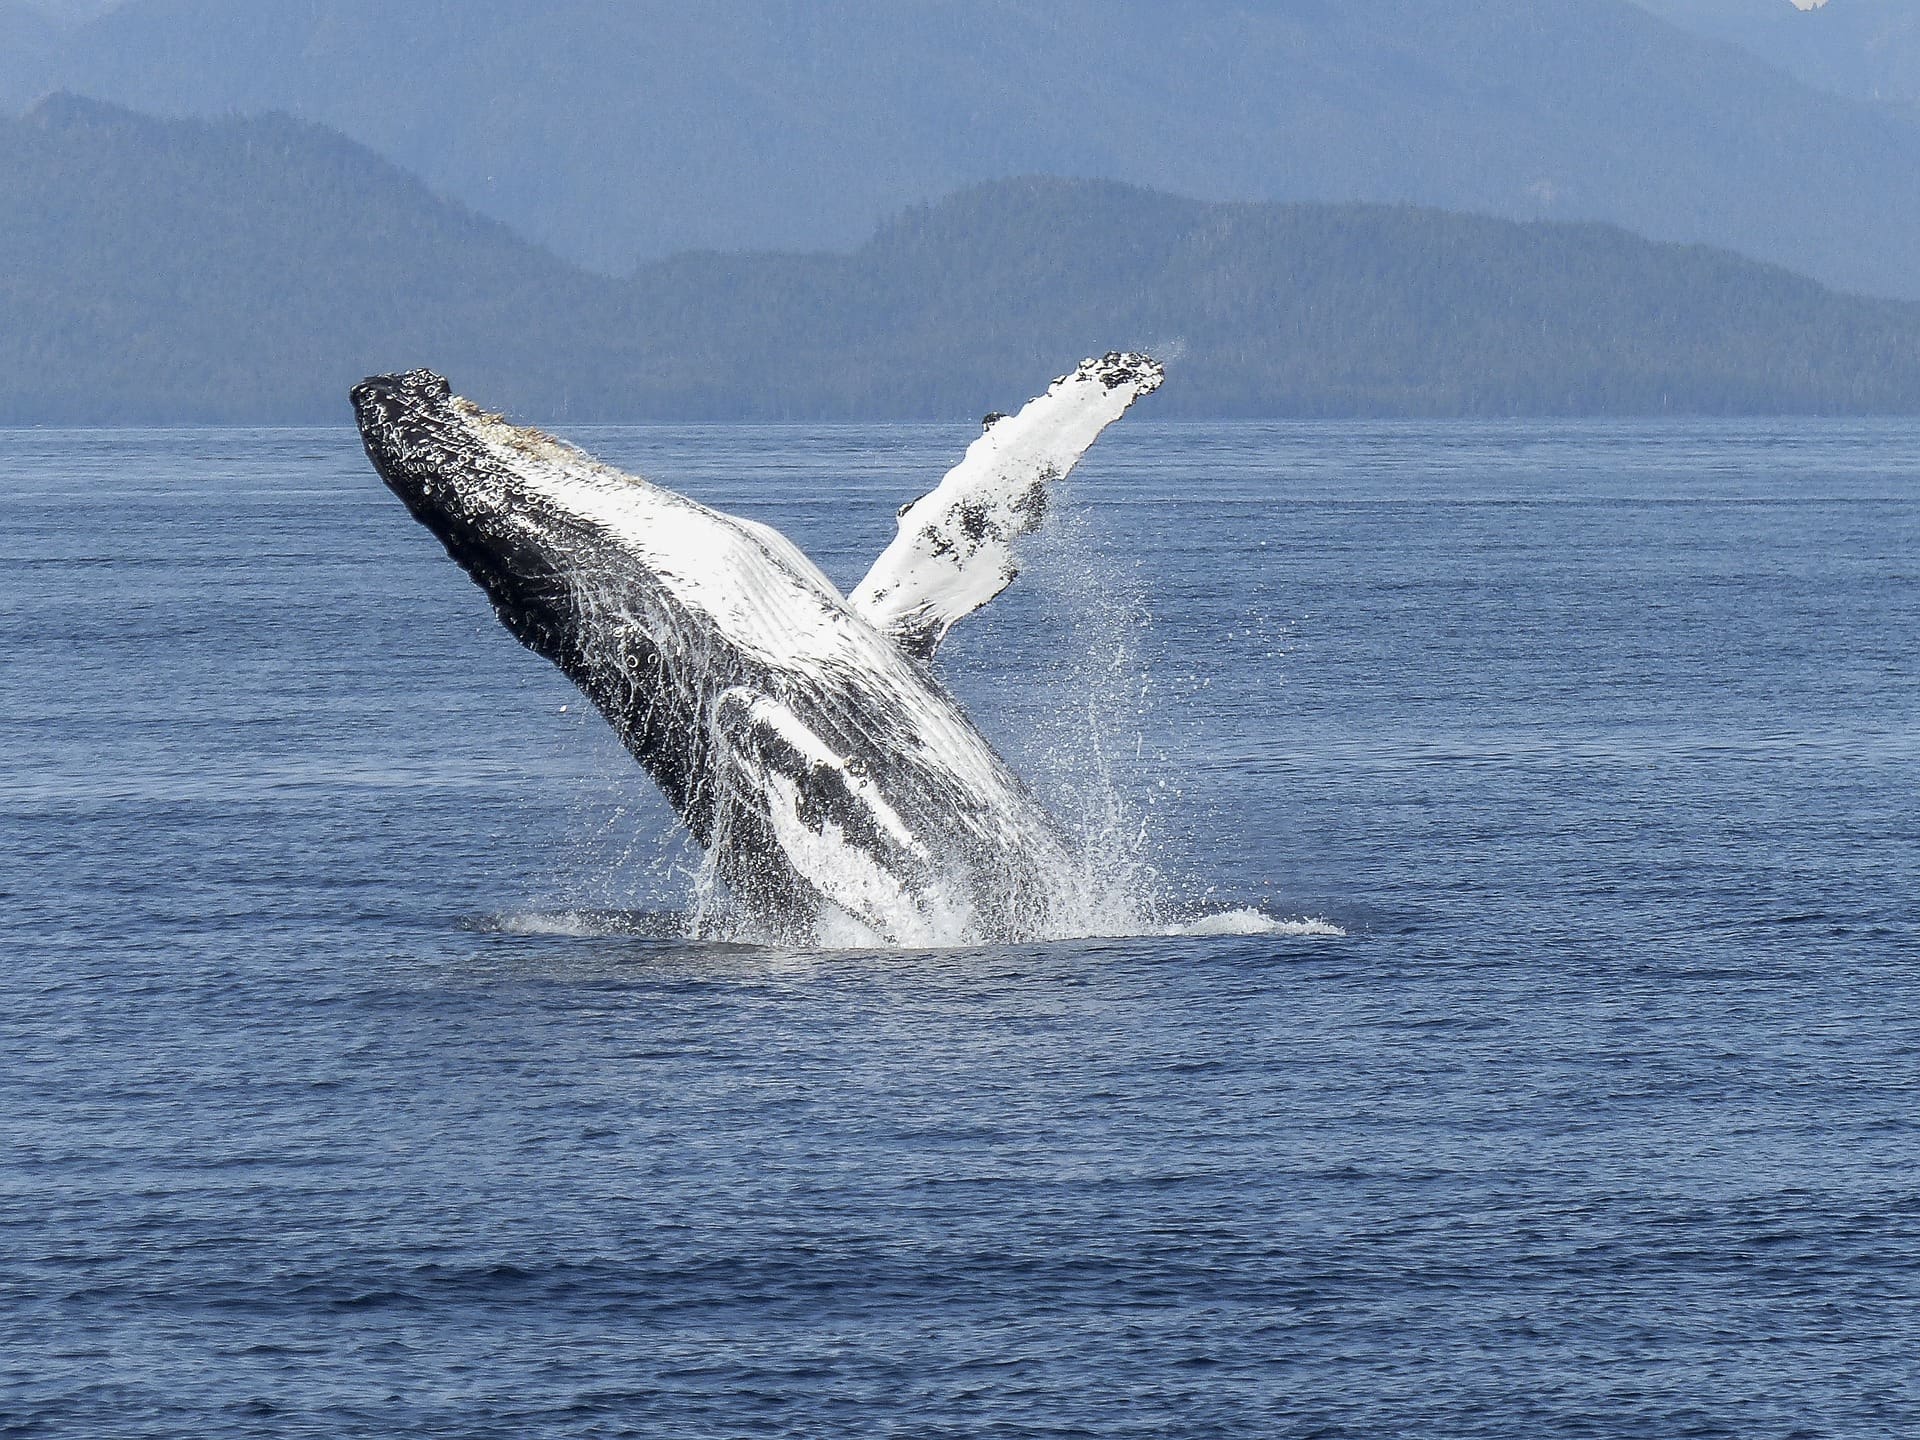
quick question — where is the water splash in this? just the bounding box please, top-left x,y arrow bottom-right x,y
963,484 -> 1171,939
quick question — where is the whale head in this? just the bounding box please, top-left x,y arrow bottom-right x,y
351,370 -> 606,591
352,370 -> 742,833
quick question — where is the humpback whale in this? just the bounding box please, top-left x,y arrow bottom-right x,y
351,354 -> 1162,946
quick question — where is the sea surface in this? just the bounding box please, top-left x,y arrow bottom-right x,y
2,419 -> 1916,1438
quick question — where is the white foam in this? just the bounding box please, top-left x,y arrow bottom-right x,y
1164,908 -> 1346,939
488,911 -> 622,938
488,903 -> 1343,948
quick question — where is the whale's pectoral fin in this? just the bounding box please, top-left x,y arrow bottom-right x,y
710,686 -> 946,942
848,352 -> 1163,660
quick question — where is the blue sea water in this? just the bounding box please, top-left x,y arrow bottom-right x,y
2,419 -> 1916,1438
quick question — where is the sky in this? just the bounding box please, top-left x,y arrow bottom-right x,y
22,0 -> 120,18
14,0 -> 1847,24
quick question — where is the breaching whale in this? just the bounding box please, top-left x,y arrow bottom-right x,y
351,354 -> 1162,946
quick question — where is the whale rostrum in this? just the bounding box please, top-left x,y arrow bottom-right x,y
351,354 -> 1163,945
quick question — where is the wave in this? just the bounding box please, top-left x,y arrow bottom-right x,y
1163,908 -> 1346,939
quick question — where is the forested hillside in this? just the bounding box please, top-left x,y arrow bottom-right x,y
622,179 -> 1920,419
0,96 -> 627,422
6,100 -> 1920,424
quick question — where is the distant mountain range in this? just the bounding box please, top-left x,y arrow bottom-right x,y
6,98 -> 1920,425
4,0 -> 1920,300
1633,0 -> 1920,117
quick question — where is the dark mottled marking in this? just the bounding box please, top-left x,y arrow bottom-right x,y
956,502 -> 992,544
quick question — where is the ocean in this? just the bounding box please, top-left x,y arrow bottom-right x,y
2,419 -> 1916,1437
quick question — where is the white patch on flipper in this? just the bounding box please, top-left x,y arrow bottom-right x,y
850,352 -> 1163,658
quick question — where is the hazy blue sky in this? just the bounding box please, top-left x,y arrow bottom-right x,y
9,0 -> 1872,28
21,0 -> 119,18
